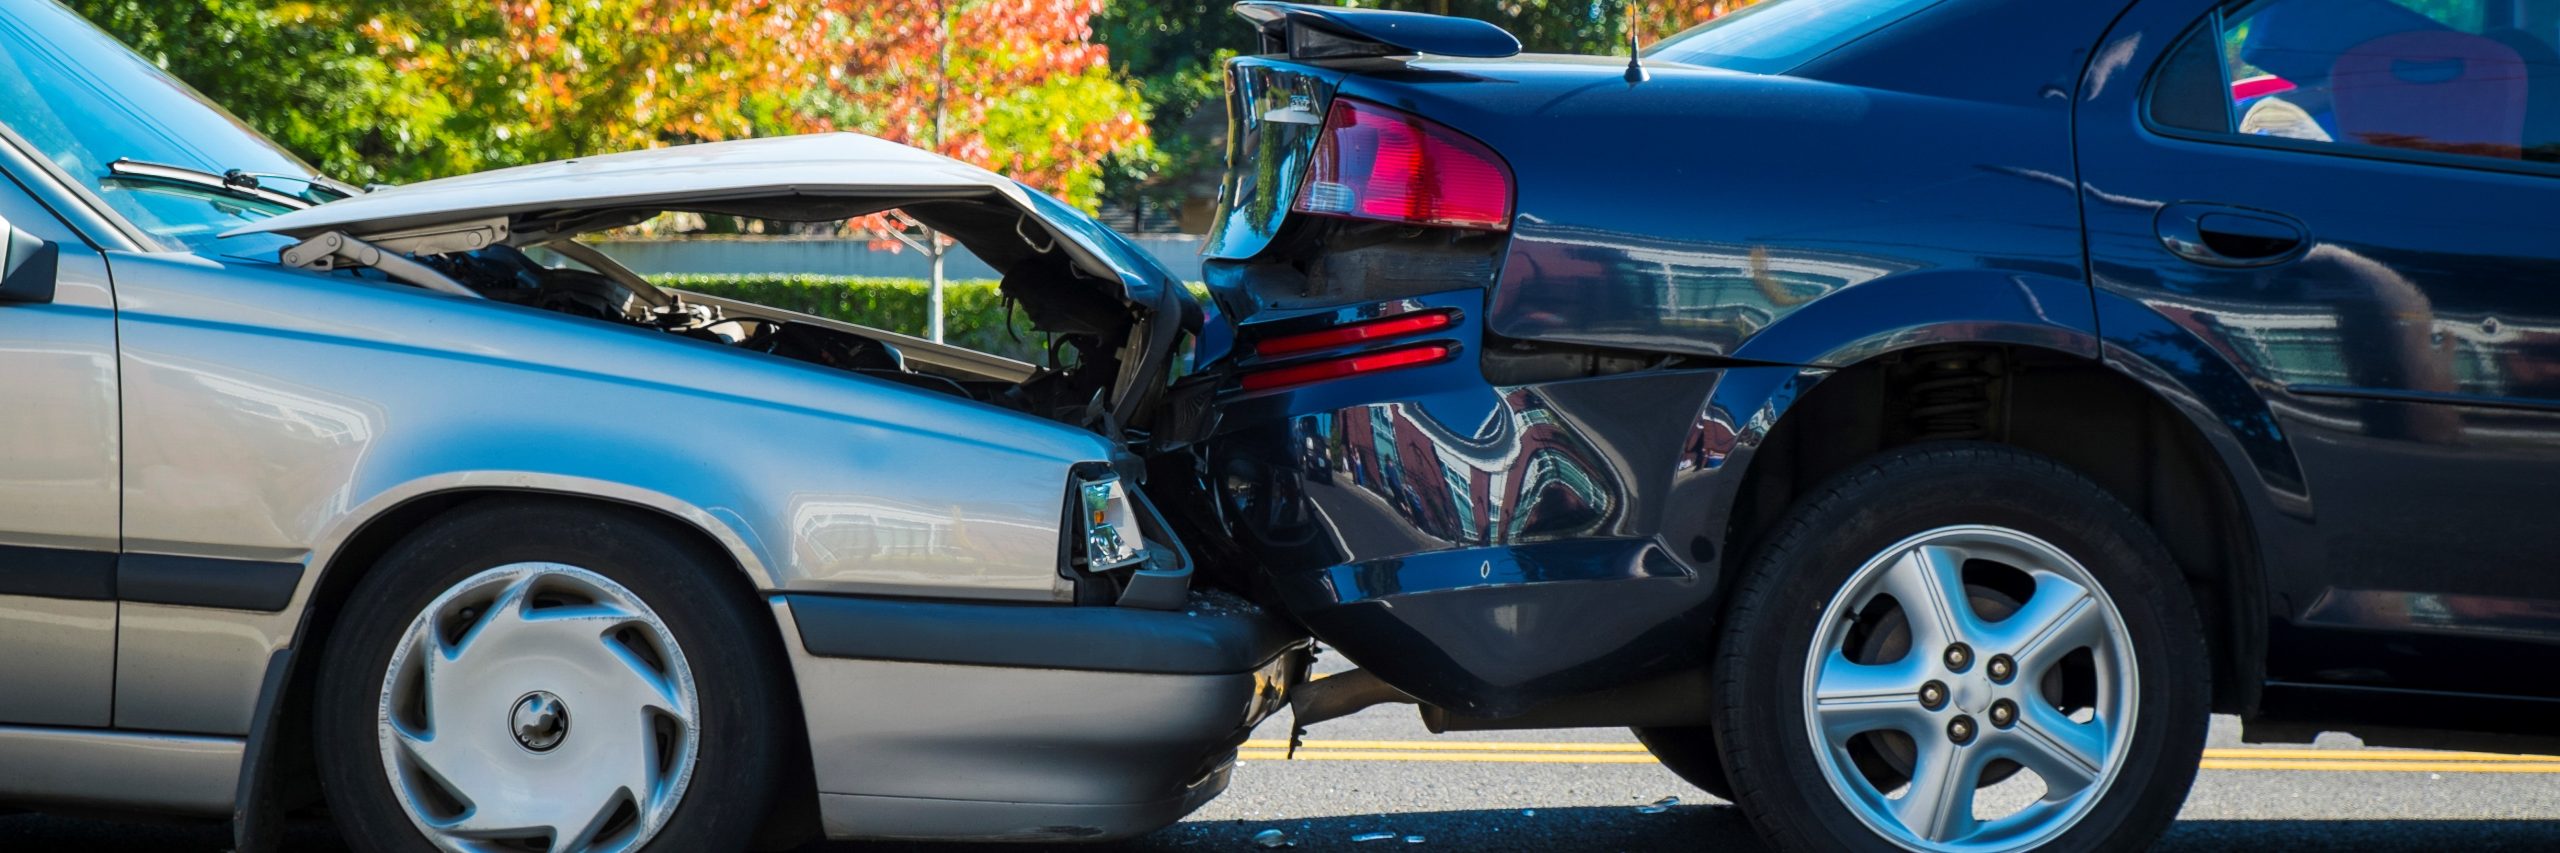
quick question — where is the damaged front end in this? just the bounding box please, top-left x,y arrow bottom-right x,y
229,133 -> 1197,459
226,133 -> 1224,614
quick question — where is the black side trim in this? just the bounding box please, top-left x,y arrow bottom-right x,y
2287,383 -> 2560,413
785,593 -> 1306,675
0,543 -> 116,600
118,553 -> 303,612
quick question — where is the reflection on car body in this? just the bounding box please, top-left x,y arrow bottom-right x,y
1153,1 -> 2560,851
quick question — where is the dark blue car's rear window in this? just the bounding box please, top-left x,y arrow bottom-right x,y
1647,0 -> 1947,74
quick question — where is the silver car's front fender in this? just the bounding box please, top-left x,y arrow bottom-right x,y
108,250 -> 1110,734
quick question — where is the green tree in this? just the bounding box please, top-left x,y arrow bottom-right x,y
801,0 -> 1154,212
69,0 -> 1148,209
62,1 -> 414,183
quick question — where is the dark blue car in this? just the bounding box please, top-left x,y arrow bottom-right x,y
1155,0 -> 2560,849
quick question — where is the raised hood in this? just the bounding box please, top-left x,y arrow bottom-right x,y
226,133 -> 1201,441
226,133 -> 1179,307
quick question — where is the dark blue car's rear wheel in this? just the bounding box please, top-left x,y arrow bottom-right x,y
1711,444 -> 2207,852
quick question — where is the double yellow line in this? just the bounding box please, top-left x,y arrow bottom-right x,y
1238,740 -> 2560,773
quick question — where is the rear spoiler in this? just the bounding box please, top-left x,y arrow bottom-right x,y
1233,2 -> 1521,60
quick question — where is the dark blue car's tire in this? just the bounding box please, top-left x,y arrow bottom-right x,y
311,498 -> 795,853
1631,725 -> 1734,801
1711,443 -> 2208,853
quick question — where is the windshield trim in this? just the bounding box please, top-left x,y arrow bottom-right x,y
0,120 -> 147,252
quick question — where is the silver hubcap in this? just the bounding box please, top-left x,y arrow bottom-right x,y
378,563 -> 700,853
1802,526 -> 2137,852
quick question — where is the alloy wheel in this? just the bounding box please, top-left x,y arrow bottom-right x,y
1801,525 -> 2136,852
377,562 -> 701,853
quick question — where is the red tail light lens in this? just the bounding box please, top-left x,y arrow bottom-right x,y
1294,98 -> 1513,231
1253,309 -> 1457,357
1239,344 -> 1454,393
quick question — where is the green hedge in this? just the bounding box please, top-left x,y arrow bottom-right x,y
650,274 -> 1048,363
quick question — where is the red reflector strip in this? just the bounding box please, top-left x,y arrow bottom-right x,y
1239,345 -> 1454,393
1253,310 -> 1457,357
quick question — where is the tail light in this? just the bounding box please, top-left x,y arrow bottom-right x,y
1253,309 -> 1457,357
1240,344 -> 1454,393
1294,98 -> 1513,231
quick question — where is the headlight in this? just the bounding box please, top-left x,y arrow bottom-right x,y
1079,475 -> 1149,572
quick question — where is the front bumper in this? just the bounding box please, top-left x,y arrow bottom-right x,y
771,591 -> 1308,842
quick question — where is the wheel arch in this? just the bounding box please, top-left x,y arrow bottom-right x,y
233,485 -> 818,852
1721,338 -> 2276,719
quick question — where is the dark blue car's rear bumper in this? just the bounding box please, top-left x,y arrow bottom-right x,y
1181,290 -> 1822,716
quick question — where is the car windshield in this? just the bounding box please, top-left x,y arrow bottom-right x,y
0,2 -> 337,254
1646,0 -> 1946,74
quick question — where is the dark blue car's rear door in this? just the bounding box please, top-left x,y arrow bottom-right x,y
2080,0 -> 2560,723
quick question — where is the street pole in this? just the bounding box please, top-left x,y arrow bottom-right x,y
885,212 -> 948,344
928,230 -> 945,343
929,0 -> 952,344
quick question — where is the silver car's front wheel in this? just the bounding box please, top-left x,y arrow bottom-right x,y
1803,527 -> 2134,851
379,563 -> 701,852
315,499 -> 793,853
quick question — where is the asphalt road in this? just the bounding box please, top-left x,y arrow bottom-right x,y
10,656 -> 2560,852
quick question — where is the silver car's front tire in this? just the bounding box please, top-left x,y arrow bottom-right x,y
378,563 -> 701,852
315,499 -> 794,853
1712,444 -> 2207,853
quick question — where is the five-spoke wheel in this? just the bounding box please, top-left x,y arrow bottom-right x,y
1802,527 -> 2134,850
1710,444 -> 2208,853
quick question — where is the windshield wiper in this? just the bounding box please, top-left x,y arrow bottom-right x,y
106,159 -> 352,209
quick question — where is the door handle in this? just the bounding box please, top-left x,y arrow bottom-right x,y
2156,203 -> 2308,268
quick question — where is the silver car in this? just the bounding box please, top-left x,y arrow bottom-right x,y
0,4 -> 1305,851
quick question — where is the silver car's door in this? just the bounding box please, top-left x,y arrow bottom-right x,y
0,169 -> 120,727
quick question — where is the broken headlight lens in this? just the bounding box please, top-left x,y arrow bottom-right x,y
1079,475 -> 1148,572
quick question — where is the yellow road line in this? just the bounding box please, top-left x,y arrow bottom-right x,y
2200,760 -> 2560,773
1238,750 -> 1662,764
1242,739 -> 1651,753
2204,748 -> 2560,762
1235,740 -> 2560,772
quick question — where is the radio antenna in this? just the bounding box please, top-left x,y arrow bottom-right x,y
1624,0 -> 1650,83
